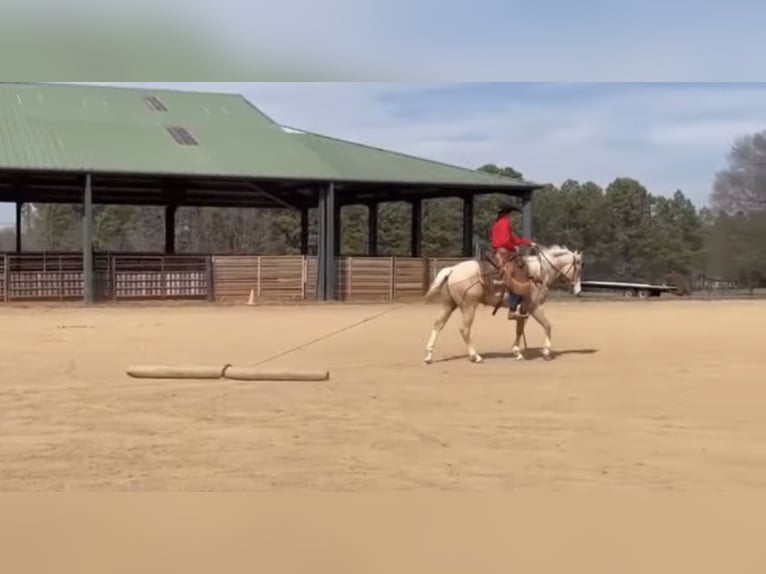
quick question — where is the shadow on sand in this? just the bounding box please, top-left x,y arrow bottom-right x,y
433,348 -> 599,363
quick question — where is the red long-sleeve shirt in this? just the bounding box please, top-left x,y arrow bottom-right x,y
490,215 -> 533,251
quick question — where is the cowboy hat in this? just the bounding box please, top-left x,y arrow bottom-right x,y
497,204 -> 521,214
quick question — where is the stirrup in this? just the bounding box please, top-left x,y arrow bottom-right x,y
507,307 -> 528,320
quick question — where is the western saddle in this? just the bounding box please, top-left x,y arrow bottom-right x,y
479,250 -> 536,319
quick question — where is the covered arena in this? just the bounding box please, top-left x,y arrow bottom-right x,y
0,82 -> 539,303
1,298 -> 764,490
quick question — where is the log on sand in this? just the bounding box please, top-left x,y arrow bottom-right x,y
125,364 -> 330,382
125,364 -> 229,379
223,366 -> 330,382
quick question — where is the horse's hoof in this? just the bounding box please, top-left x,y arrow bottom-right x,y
542,352 -> 553,362
424,357 -> 433,365
514,353 -> 524,361
471,355 -> 484,364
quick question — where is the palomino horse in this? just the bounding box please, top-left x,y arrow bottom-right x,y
423,245 -> 584,364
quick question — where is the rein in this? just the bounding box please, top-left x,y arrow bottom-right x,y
522,247 -> 578,312
535,247 -> 578,287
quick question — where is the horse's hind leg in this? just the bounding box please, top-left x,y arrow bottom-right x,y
459,303 -> 483,363
424,301 -> 456,364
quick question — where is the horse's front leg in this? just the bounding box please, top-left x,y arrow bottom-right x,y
530,307 -> 553,360
511,317 -> 527,361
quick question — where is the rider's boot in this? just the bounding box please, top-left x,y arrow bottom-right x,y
507,292 -> 528,319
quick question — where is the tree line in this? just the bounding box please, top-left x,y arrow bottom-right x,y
4,129 -> 765,288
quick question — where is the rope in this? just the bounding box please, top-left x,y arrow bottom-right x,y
251,305 -> 400,367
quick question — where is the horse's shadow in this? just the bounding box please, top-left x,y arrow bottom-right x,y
434,347 -> 599,363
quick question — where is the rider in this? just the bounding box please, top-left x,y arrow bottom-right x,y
490,205 -> 536,318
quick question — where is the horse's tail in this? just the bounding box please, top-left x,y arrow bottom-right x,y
424,265 -> 453,301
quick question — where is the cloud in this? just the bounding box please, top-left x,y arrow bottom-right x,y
645,120 -> 759,148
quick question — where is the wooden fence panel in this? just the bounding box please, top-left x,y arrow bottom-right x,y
0,255 -> 6,302
258,256 -> 305,300
0,253 -> 473,303
305,256 -> 317,300
336,257 -> 350,300
211,256 -> 259,302
6,253 -> 86,301
212,255 -> 308,302
9,271 -> 77,299
339,257 -> 393,301
112,255 -> 208,300
393,258 -> 428,299
0,253 -> 206,301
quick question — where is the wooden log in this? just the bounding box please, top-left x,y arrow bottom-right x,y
125,364 -> 229,379
222,366 -> 330,382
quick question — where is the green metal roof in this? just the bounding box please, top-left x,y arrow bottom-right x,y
281,126 -> 536,188
0,82 -> 336,180
0,82 -> 538,190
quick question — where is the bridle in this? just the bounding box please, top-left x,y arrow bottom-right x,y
534,247 -> 581,289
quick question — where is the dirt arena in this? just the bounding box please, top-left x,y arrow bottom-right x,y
1,298 -> 764,491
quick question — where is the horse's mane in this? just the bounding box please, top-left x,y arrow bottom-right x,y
523,244 -> 580,284
523,244 -> 575,265
539,244 -> 578,258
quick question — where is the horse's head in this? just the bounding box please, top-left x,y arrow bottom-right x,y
538,245 -> 584,296
569,249 -> 584,296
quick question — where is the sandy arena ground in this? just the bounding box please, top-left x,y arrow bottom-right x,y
1,299 -> 765,491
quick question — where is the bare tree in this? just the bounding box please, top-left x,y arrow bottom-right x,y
712,131 -> 766,214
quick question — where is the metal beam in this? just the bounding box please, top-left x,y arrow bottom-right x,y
15,201 -> 22,253
316,183 -> 338,300
0,173 -> 541,213
334,202 -> 342,257
521,190 -> 533,238
462,194 -> 474,257
246,182 -> 301,210
165,204 -> 177,254
325,183 -> 337,299
82,174 -> 94,304
342,186 -> 536,204
367,202 -> 378,256
410,199 -> 422,257
316,189 -> 327,300
299,207 -> 310,255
